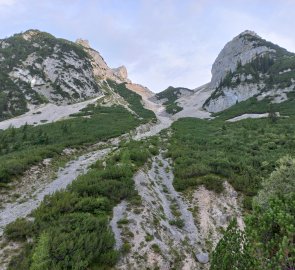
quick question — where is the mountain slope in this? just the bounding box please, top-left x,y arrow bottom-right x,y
0,30 -> 103,120
0,30 -> 148,122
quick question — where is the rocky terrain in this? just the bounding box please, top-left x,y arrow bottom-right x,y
111,153 -> 242,270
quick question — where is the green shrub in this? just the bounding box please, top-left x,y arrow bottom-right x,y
4,218 -> 34,241
145,234 -> 154,242
168,116 -> 295,205
151,243 -> 161,254
169,218 -> 185,229
121,242 -> 131,254
46,213 -> 116,269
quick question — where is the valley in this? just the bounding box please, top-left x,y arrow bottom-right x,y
0,29 -> 294,270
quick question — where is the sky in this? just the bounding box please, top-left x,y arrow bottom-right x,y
0,0 -> 295,92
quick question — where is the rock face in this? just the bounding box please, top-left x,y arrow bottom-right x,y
205,83 -> 263,113
204,30 -> 295,113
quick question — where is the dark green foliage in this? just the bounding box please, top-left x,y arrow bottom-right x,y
47,213 -> 116,269
121,243 -> 131,254
210,219 -> 256,270
247,196 -> 295,270
247,158 -> 295,269
107,80 -> 156,121
4,218 -> 34,241
0,105 -> 141,184
212,156 -> 295,270
151,243 -> 161,253
155,86 -> 193,115
167,116 -> 295,207
169,218 -> 185,228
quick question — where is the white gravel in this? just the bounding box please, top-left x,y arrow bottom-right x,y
226,112 -> 272,122
114,153 -> 200,269
172,83 -> 213,120
152,154 -> 199,246
109,201 -> 127,250
0,96 -> 103,130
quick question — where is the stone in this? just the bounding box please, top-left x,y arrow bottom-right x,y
220,214 -> 231,225
196,252 -> 209,264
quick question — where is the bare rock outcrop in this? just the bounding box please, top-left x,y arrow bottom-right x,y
76,39 -> 131,83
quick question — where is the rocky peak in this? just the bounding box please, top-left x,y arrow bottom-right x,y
238,30 -> 260,39
76,39 -> 131,83
76,38 -> 91,49
112,65 -> 128,81
210,30 -> 275,89
204,31 -> 295,113
22,29 -> 41,41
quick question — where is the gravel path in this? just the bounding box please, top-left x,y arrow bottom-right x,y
150,154 -> 199,246
0,148 -> 111,235
227,112 -> 270,122
109,201 -> 127,250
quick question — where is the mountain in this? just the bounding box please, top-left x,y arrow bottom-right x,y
0,29 -> 294,270
0,30 -> 148,122
203,30 -> 295,112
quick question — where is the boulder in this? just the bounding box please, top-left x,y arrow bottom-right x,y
196,252 -> 209,264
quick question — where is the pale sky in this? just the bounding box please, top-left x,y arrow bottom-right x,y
0,0 -> 295,92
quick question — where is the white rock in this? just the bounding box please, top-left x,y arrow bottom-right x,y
196,252 -> 209,264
